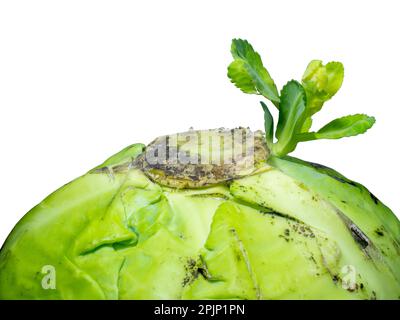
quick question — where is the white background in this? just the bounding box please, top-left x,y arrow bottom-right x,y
0,0 -> 399,245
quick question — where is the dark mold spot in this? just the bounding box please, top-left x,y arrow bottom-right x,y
189,193 -> 230,200
347,283 -> 359,292
290,222 -> 315,238
308,162 -> 331,170
309,255 -> 317,266
279,235 -> 290,242
350,225 -> 370,249
235,252 -> 242,262
335,208 -> 374,256
182,258 -> 200,287
369,192 -> 379,205
306,161 -> 358,187
332,274 -> 340,283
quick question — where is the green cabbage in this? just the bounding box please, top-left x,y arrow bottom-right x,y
0,39 -> 399,300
